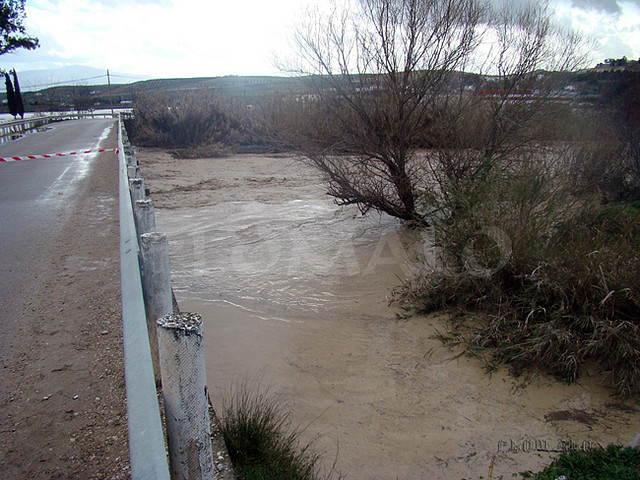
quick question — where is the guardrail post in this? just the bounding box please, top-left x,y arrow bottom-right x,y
133,199 -> 156,242
157,312 -> 215,480
126,152 -> 137,167
140,232 -> 172,385
129,178 -> 145,203
128,165 -> 140,179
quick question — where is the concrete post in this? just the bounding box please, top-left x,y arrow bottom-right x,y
157,313 -> 215,480
133,199 -> 156,242
127,164 -> 140,179
129,178 -> 145,203
139,233 -> 172,385
126,153 -> 137,167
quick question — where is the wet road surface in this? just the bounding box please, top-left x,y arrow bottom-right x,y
0,118 -> 116,349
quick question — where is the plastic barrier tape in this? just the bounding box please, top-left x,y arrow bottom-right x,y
0,148 -> 119,163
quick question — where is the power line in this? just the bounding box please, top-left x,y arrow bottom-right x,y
21,74 -> 146,91
110,73 -> 146,80
21,75 -> 108,90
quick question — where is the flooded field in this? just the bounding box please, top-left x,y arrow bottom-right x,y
139,148 -> 640,480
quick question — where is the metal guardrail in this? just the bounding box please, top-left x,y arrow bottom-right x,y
118,116 -> 171,480
0,112 -> 133,143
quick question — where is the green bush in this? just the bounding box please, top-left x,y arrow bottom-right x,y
395,158 -> 640,394
522,445 -> 640,480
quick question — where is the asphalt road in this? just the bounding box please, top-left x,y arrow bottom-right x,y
0,118 -> 117,347
0,118 -> 130,478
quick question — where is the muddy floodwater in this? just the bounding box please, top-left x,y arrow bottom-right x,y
139,149 -> 640,480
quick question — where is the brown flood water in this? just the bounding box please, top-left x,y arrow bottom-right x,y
141,149 -> 640,480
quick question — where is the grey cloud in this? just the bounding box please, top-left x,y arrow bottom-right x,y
490,0 -> 640,14
570,0 -> 621,14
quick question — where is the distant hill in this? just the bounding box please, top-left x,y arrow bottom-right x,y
0,74 -> 313,113
10,65 -> 151,92
2,67 -> 636,114
122,75 -> 310,97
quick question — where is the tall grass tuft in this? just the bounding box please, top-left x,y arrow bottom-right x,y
395,156 -> 640,395
219,384 -> 340,480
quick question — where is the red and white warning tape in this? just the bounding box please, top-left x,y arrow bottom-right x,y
0,148 -> 118,163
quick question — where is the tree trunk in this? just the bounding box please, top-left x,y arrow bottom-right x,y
5,73 -> 17,118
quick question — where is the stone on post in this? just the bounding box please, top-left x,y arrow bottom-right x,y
129,178 -> 145,203
156,313 -> 215,480
133,199 -> 156,243
140,232 -> 172,385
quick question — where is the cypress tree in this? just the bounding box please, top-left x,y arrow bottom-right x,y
12,69 -> 24,118
4,72 -> 17,117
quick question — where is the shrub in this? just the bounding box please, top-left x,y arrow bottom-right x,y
521,444 -> 640,480
128,91 -> 264,156
219,384 -> 340,480
395,157 -> 640,394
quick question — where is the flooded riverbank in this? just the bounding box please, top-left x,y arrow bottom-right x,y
139,148 -> 640,480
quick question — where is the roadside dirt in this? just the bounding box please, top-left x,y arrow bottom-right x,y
0,135 -> 130,479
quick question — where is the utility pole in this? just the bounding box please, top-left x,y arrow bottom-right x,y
107,69 -> 114,118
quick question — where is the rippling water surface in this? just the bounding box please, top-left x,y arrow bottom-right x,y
158,195 -> 423,321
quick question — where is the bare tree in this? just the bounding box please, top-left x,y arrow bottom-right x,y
478,1 -> 587,159
289,0 -> 485,224
71,84 -> 93,113
288,0 -> 586,224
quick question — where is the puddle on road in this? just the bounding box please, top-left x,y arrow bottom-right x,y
39,122 -> 115,204
150,153 -> 640,480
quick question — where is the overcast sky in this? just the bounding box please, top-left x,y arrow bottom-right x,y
0,0 -> 639,83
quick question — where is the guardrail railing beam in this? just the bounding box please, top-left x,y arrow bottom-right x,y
0,112 -> 133,143
118,115 -> 171,480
